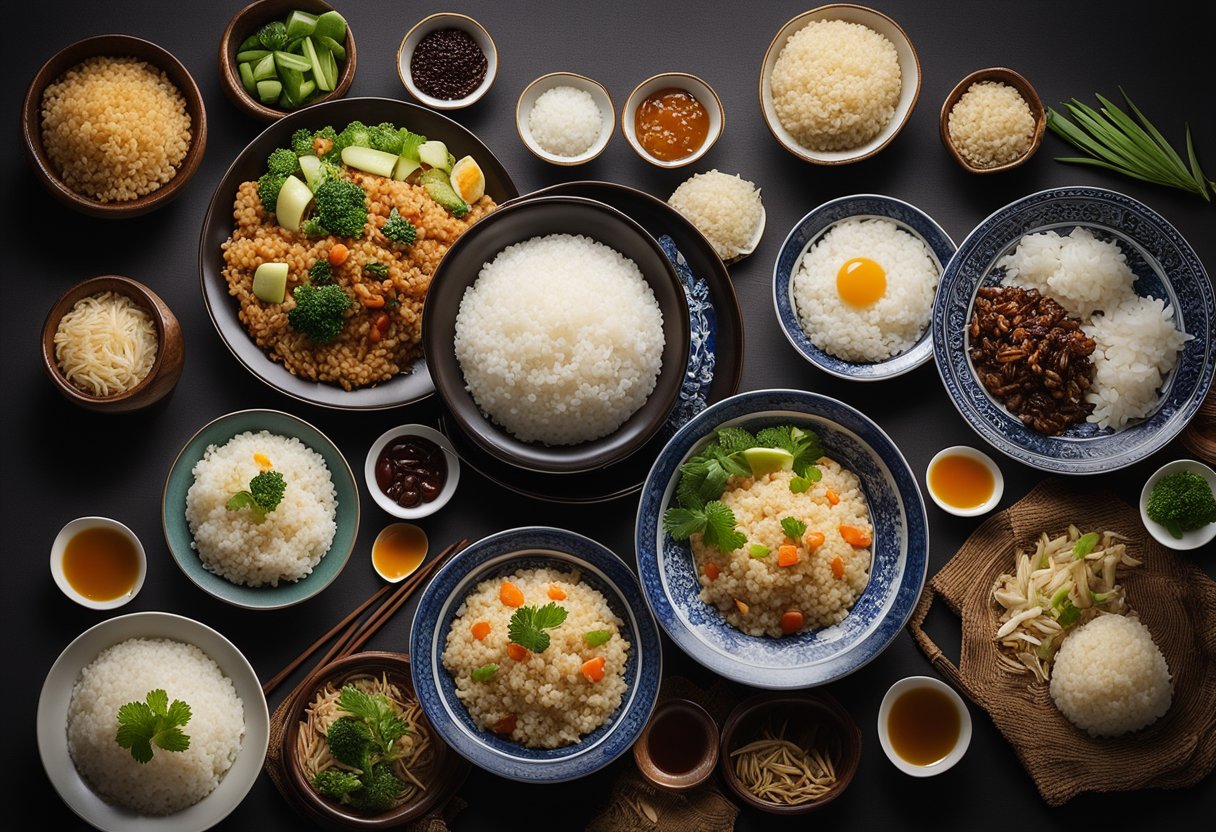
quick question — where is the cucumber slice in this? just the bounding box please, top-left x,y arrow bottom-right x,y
298,155 -> 324,190
273,50 -> 312,73
279,67 -> 305,102
256,79 -> 282,104
317,35 -> 346,61
252,53 -> 277,82
418,140 -> 450,171
319,46 -> 338,91
252,262 -> 289,304
393,155 -> 420,181
238,33 -> 262,52
236,49 -> 270,62
284,9 -> 318,38
301,37 -> 331,92
298,79 -> 316,101
238,62 -> 257,95
341,146 -> 400,178
313,10 -> 347,42
275,175 -> 314,231
420,168 -> 469,216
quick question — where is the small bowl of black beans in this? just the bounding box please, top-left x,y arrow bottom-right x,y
364,423 -> 460,519
397,12 -> 497,110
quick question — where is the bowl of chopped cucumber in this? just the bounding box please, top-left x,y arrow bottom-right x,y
220,0 -> 357,122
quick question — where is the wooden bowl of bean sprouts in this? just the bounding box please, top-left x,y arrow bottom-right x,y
282,651 -> 468,829
718,691 -> 861,815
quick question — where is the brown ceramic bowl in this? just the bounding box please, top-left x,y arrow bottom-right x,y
282,651 -> 468,830
22,34 -> 207,218
41,275 -> 185,413
632,698 -> 719,791
940,67 -> 1046,174
718,691 -> 861,815
219,0 -> 357,122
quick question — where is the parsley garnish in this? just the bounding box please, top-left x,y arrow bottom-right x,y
508,603 -> 568,653
364,262 -> 389,278
662,500 -> 748,551
337,685 -> 410,750
781,517 -> 807,540
115,689 -> 191,764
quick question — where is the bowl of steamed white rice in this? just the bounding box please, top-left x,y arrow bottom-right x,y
423,194 -> 691,474
773,194 -> 955,380
37,611 -> 269,832
162,408 -> 360,609
933,186 -> 1214,474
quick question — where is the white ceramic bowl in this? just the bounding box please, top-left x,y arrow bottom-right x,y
365,424 -> 460,519
759,4 -> 920,165
50,516 -> 147,610
397,13 -> 497,110
924,445 -> 1004,517
622,72 -> 723,169
516,72 -> 614,165
1139,458 -> 1216,550
877,675 -> 972,777
37,611 -> 270,832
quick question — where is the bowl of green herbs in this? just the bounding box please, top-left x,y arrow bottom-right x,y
1140,458 -> 1216,551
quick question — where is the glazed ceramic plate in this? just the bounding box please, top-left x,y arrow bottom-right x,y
162,409 -> 359,609
439,180 -> 744,503
198,97 -> 519,410
410,527 -> 662,782
635,389 -> 929,689
37,612 -> 269,832
933,186 -> 1214,474
773,194 -> 956,380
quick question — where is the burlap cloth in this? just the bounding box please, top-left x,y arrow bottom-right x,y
908,478 -> 1216,806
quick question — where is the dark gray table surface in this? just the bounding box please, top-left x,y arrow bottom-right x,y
6,0 -> 1214,828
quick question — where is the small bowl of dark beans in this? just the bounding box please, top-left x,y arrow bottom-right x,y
364,424 -> 461,519
397,12 -> 497,110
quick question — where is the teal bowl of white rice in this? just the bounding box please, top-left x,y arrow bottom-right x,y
162,409 -> 360,609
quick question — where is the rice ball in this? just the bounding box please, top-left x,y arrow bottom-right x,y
1049,614 -> 1172,738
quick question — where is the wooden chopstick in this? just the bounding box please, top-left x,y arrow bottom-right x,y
261,536 -> 467,696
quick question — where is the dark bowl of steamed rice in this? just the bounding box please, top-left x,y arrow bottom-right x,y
41,274 -> 185,413
23,34 -> 207,218
422,195 -> 691,475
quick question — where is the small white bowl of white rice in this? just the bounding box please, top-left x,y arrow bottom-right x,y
37,611 -> 269,832
516,72 -> 614,165
422,195 -> 691,474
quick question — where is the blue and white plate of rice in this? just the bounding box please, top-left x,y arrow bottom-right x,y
162,409 -> 360,609
410,527 -> 662,783
773,194 -> 956,381
933,186 -> 1214,474
634,389 -> 929,689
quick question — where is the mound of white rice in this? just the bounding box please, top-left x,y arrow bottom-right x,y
454,233 -> 665,445
668,169 -> 763,261
770,19 -> 902,152
1049,614 -> 1172,738
67,638 -> 245,815
997,227 -> 1192,429
792,217 -> 939,362
528,85 -> 603,157
185,430 -> 338,586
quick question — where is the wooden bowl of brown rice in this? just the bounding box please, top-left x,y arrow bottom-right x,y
22,34 -> 207,218
40,274 -> 185,413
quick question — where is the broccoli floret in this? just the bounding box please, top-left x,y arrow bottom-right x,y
312,769 -> 362,803
313,178 -> 368,237
309,259 -> 334,285
257,20 -> 288,50
1146,470 -> 1216,539
300,218 -> 326,237
347,763 -> 404,814
257,171 -> 288,212
326,716 -> 373,770
381,208 -> 417,246
333,120 -> 371,155
364,262 -> 388,279
368,122 -> 405,155
289,283 -> 351,343
311,126 -> 340,158
266,147 -> 299,177
290,128 -> 315,157
249,470 -> 286,512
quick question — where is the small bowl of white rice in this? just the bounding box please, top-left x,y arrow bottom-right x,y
516,72 -> 614,165
940,67 -> 1045,174
773,194 -> 956,381
423,194 -> 691,474
37,611 -> 269,832
162,408 -> 360,609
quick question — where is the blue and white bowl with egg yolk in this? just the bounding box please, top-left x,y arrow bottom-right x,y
772,194 -> 956,381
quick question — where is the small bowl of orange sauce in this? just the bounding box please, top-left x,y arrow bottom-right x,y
925,445 -> 1003,517
622,72 -> 723,168
50,516 -> 146,609
877,676 -> 972,777
371,522 -> 429,583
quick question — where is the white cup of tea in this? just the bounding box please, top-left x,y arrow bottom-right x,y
877,675 -> 972,776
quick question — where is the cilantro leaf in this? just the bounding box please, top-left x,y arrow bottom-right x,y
676,460 -> 710,510
663,507 -> 707,540
781,517 -> 807,540
508,603 -> 568,653
789,476 -> 812,493
755,426 -> 797,453
700,461 -> 730,502
115,689 -> 192,764
716,427 -> 756,454
703,501 -> 746,551
337,685 -> 410,753
1056,600 -> 1082,627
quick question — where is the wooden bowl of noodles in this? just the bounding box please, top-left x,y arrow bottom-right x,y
282,651 -> 468,829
